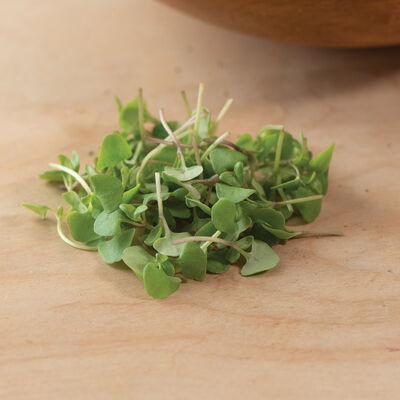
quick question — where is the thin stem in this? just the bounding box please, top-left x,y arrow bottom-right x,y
159,109 -> 186,169
192,132 -> 202,167
190,174 -> 219,185
273,127 -> 285,173
173,236 -> 249,259
201,131 -> 231,160
201,137 -> 256,154
200,230 -> 221,252
56,217 -> 97,251
145,136 -> 192,148
294,230 -> 344,239
271,194 -> 323,207
49,163 -> 92,195
193,82 -> 204,139
125,140 -> 143,166
147,160 -> 174,166
181,90 -> 191,117
155,172 -> 170,236
138,88 -> 146,145
136,114 -> 197,182
216,98 -> 233,123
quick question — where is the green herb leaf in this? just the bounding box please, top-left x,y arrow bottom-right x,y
177,242 -> 207,281
97,132 -> 132,171
91,174 -> 123,212
153,232 -> 190,257
67,211 -> 99,243
209,148 -> 247,174
215,183 -> 255,203
310,143 -> 335,173
62,191 -> 87,213
122,246 -> 155,280
241,240 -> 280,276
94,210 -> 123,236
293,187 -> 322,223
143,263 -> 181,299
164,165 -> 203,181
98,228 -> 135,264
211,198 -> 237,232
22,203 -> 50,219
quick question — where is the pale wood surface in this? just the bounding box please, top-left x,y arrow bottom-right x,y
1,1 -> 400,399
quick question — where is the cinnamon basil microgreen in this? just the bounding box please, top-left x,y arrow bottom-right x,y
23,83 -> 340,299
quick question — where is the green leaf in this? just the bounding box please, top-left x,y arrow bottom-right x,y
310,143 -> 335,173
121,183 -> 141,203
260,224 -> 297,240
143,263 -> 181,299
122,246 -> 155,280
62,191 -> 87,213
166,202 -> 191,219
294,187 -> 322,223
219,171 -> 240,187
185,197 -> 211,215
119,97 -> 153,133
91,174 -> 123,212
67,211 -> 99,242
153,232 -> 190,257
163,165 -> 203,181
144,222 -> 163,246
241,240 -> 280,276
209,148 -> 247,174
215,183 -> 255,203
152,121 -> 180,139
71,151 -> 80,171
119,204 -> 137,220
177,242 -> 207,281
162,173 -> 201,200
206,259 -> 230,274
133,204 -> 148,220
97,132 -> 132,170
98,228 -> 135,264
195,221 -> 216,236
242,202 -> 285,228
39,170 -> 64,182
22,203 -> 50,219
234,235 -> 254,249
236,133 -> 254,150
211,198 -> 237,232
234,161 -> 244,185
94,210 -> 123,236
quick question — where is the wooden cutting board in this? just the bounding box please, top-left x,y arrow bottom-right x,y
1,1 -> 399,399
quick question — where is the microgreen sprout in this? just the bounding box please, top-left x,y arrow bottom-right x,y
23,84 -> 339,299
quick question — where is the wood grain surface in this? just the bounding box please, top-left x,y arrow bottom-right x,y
1,1 -> 400,399
159,0 -> 400,48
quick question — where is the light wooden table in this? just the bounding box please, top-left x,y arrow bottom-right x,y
1,1 -> 400,399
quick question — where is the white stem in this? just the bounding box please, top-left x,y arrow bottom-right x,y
56,217 -> 97,251
49,163 -> 92,195
200,230 -> 221,252
193,83 -> 204,139
173,235 -> 249,258
201,131 -> 231,160
216,98 -> 233,123
181,90 -> 191,117
136,114 -> 198,181
159,109 -> 186,169
138,88 -> 145,143
155,172 -> 170,235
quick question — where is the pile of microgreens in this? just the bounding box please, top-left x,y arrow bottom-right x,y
23,84 -> 340,299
